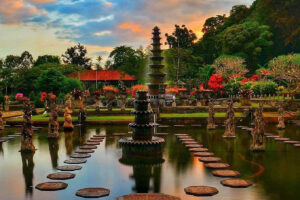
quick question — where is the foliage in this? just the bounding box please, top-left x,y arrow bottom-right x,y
62,43 -> 91,69
212,55 -> 247,77
34,55 -> 60,66
165,24 -> 197,49
198,65 -> 214,87
109,46 -> 148,82
0,93 -> 5,104
62,78 -> 82,94
34,92 -> 44,108
251,81 -> 278,95
268,54 -> 300,91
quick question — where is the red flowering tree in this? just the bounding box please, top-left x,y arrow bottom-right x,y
131,85 -> 147,98
208,74 -> 224,93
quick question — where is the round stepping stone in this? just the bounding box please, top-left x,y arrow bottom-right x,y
266,135 -> 280,138
0,139 -> 6,143
112,133 -> 126,136
283,140 -> 300,144
80,145 -> 97,149
93,135 -> 105,138
70,153 -> 91,158
179,138 -> 194,141
186,144 -> 203,148
177,136 -> 191,139
85,141 -> 100,145
204,163 -> 230,169
189,148 -> 208,152
76,188 -> 110,198
35,182 -> 68,191
56,165 -> 82,171
0,137 -> 12,141
212,170 -> 240,177
184,186 -> 218,196
294,144 -> 300,147
115,193 -> 180,200
221,179 -> 252,188
182,141 -> 199,145
194,152 -> 214,157
64,158 -> 87,164
75,149 -> 94,154
89,138 -> 103,142
155,133 -> 168,136
7,134 -> 19,138
264,133 -> 273,136
274,137 -> 290,141
47,172 -> 75,180
199,157 -> 221,163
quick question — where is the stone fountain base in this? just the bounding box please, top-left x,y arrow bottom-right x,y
119,137 -> 165,159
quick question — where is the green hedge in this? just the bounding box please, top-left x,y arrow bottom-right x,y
252,81 -> 278,95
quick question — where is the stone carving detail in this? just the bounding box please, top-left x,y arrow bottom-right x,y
0,110 -> 4,130
207,100 -> 216,130
48,97 -> 59,138
250,102 -> 265,151
21,99 -> 35,152
223,99 -> 235,138
277,102 -> 285,129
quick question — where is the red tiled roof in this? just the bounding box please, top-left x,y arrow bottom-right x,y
69,70 -> 136,81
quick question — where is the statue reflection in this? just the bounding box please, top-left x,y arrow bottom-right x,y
119,156 -> 164,193
0,142 -> 3,156
21,152 -> 35,197
64,131 -> 74,155
48,139 -> 59,169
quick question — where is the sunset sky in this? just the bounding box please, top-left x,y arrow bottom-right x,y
0,0 -> 254,61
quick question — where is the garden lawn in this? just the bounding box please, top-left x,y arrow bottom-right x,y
160,113 -> 245,118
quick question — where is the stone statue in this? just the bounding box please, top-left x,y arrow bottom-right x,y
77,94 -> 87,124
21,98 -> 35,152
207,100 -> 216,130
277,102 -> 285,129
0,110 -> 4,130
223,99 -> 236,138
118,79 -> 127,111
250,102 -> 265,151
63,99 -> 74,131
48,98 -> 59,138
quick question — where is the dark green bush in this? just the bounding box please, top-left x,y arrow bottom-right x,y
251,81 -> 278,95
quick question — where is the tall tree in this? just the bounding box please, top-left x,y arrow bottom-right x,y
165,25 -> 197,49
62,43 -> 91,69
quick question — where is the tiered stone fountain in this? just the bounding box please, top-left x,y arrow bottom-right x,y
148,26 -> 166,108
119,90 -> 165,160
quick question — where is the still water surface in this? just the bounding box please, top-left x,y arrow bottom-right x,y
0,124 -> 299,200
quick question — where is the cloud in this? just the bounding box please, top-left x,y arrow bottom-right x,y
0,0 -> 255,59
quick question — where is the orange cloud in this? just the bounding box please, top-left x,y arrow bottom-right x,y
119,22 -> 141,32
27,0 -> 56,3
12,1 -> 23,9
105,1 -> 113,7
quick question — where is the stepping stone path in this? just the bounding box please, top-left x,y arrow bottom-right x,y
266,135 -> 280,138
179,139 -> 195,142
189,148 -> 208,152
294,144 -> 300,147
112,133 -> 127,136
221,179 -> 252,188
182,141 -> 198,144
35,182 -> 68,191
70,153 -> 91,158
89,138 -> 103,142
212,170 -> 240,177
274,137 -> 290,141
76,188 -> 110,198
199,157 -> 221,163
64,158 -> 87,164
47,172 -> 75,180
204,163 -> 230,169
184,186 -> 218,196
75,149 -> 94,154
79,145 -> 97,149
56,165 -> 82,171
193,152 -> 214,157
115,193 -> 180,200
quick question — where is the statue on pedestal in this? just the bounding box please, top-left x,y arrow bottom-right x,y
277,102 -> 285,129
118,79 -> 127,111
250,102 -> 265,151
63,99 -> 74,131
21,98 -> 35,152
48,94 -> 59,138
223,99 -> 236,138
207,100 -> 216,130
